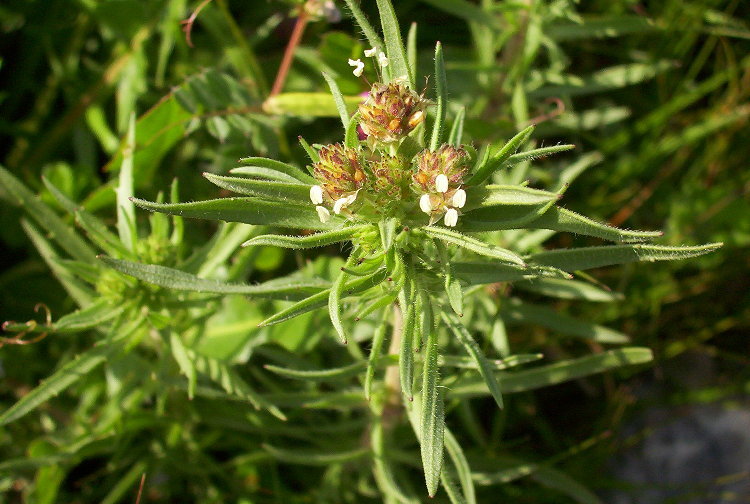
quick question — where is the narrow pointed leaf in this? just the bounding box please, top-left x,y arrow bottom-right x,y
117,114 -> 137,251
49,299 -> 126,333
365,313 -> 390,401
468,126 -> 534,185
203,173 -> 310,203
342,0 -> 385,58
235,157 -> 315,184
299,136 -> 319,163
131,197 -> 341,230
243,225 -> 369,249
0,167 -> 96,262
322,72 -> 350,130
407,22 -> 418,85
0,343 -> 113,426
329,253 -> 361,344
344,111 -> 362,148
504,144 -> 575,165
170,332 -> 197,399
448,107 -> 466,146
443,312 -> 503,409
529,243 -> 723,271
501,299 -> 629,344
264,361 -> 367,382
262,444 -> 369,465
444,428 -> 476,504
258,269 -> 388,326
398,285 -> 416,401
450,347 -> 654,397
420,327 -> 444,497
514,277 -> 623,302
452,261 -> 567,285
423,227 -> 526,265
429,42 -> 447,150
99,256 -> 327,299
464,184 -> 559,211
376,0 -> 412,86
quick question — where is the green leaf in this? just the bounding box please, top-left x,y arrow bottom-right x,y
235,156 -> 315,184
463,205 -> 664,242
464,184 -> 559,211
342,0 -> 385,60
452,261 -> 567,285
529,243 -> 723,271
407,22 -> 418,85
365,313 -> 390,401
450,347 -> 654,397
430,42 -> 447,150
203,173 -> 310,203
547,16 -> 658,41
504,144 -> 576,166
0,343 -> 112,426
170,332 -> 197,399
243,225 -> 369,249
443,312 -> 503,409
329,252 -> 361,344
440,353 -> 544,370
422,227 -> 526,266
51,299 -> 126,333
42,177 -> 132,258
262,444 -> 369,466
376,0 -> 412,86
444,428 -> 476,504
99,256 -> 327,299
117,113 -> 137,252
398,286 -> 416,402
448,107 -> 466,147
344,111 -> 362,149
468,126 -> 534,185
299,136 -> 320,163
131,197 -> 341,230
0,167 -> 96,263
262,92 -> 362,118
322,71 -> 350,131
501,299 -> 629,344
258,269 -> 388,327
420,326 -> 444,497
514,277 -> 623,302
264,360 -> 366,382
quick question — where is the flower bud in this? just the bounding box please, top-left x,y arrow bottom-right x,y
358,82 -> 426,143
413,145 -> 469,193
312,144 -> 367,200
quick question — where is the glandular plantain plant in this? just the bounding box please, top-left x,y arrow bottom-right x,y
88,1 -> 721,500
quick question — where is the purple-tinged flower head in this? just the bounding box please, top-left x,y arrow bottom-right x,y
312,143 -> 366,201
413,145 -> 469,193
358,82 -> 426,143
369,153 -> 411,200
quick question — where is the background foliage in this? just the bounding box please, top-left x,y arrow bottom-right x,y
0,0 -> 748,502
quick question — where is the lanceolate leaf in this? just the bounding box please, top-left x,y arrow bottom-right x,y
448,107 -> 466,146
450,347 -> 654,397
117,114 -> 137,252
236,157 -> 316,184
376,0 -> 412,87
529,243 -> 723,271
329,252 -> 361,344
131,197 -> 341,230
468,126 -> 534,185
443,312 -> 504,409
423,227 -> 526,266
264,361 -> 367,381
398,284 -> 416,401
243,225 -> 371,249
322,72 -> 350,131
365,314 -> 389,401
464,184 -> 559,211
203,173 -> 310,203
99,256 -> 328,299
444,428 -> 477,504
0,167 -> 97,263
420,327 -> 445,497
452,261 -> 568,285
258,269 -> 388,326
263,444 -> 369,466
504,144 -> 575,165
0,343 -> 114,426
514,277 -> 624,302
430,42 -> 447,151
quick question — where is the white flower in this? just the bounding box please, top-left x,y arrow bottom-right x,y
333,192 -> 358,214
444,208 -> 459,227
348,58 -> 364,77
322,1 -> 341,22
451,188 -> 466,208
435,174 -> 449,193
364,47 -> 378,57
377,52 -> 389,68
309,185 -> 324,205
316,206 -> 331,223
419,194 -> 433,214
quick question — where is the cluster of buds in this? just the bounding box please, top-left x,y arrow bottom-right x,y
358,82 -> 426,143
310,144 -> 366,222
413,145 -> 469,227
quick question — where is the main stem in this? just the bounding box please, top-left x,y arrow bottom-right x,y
382,301 -> 404,429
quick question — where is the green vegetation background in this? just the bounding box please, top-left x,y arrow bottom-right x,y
0,0 -> 748,502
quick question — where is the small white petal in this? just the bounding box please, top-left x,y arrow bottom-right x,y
309,185 -> 324,205
452,188 -> 466,208
419,194 -> 433,214
364,47 -> 378,57
435,174 -> 449,193
316,206 -> 331,223
348,58 -> 365,77
444,208 -> 459,227
333,198 -> 347,214
378,52 -> 389,67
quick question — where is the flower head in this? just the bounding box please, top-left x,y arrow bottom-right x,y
312,144 -> 367,201
413,145 -> 469,193
358,82 -> 426,143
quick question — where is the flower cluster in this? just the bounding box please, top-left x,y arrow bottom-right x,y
308,68 -> 469,227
